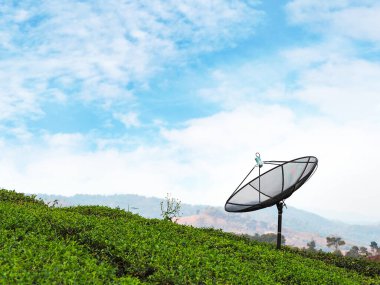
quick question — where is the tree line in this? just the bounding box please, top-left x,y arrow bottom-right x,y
306,236 -> 379,259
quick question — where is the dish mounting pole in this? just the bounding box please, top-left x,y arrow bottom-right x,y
276,201 -> 284,250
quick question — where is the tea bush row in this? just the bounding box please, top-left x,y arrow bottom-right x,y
284,246 -> 380,278
1,190 -> 379,284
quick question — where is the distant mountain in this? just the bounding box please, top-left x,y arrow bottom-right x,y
38,193 -> 207,218
38,193 -> 379,249
177,207 -> 380,249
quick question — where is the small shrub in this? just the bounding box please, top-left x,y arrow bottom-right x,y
160,193 -> 181,222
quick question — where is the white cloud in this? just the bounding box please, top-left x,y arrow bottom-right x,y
0,0 -> 262,122
286,0 -> 380,44
13,10 -> 30,22
197,60 -> 289,108
282,1 -> 380,123
293,58 -> 380,122
0,124 -> 33,142
114,112 -> 141,128
161,103 -> 296,156
1,104 -> 379,224
0,140 -> 187,199
43,133 -> 86,150
197,43 -> 376,118
0,72 -> 43,121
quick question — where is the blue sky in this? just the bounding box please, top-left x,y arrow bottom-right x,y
1,0 -> 380,224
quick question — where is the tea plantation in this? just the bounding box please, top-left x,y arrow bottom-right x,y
1,189 -> 379,284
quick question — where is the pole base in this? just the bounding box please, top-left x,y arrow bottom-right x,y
276,202 -> 284,250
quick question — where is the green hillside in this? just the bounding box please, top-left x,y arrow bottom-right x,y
1,189 -> 379,284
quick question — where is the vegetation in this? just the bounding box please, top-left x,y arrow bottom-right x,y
285,246 -> 380,278
370,241 -> 379,255
160,193 -> 181,222
1,189 -> 380,284
359,246 -> 370,257
326,236 -> 346,255
243,233 -> 286,246
306,239 -> 317,252
346,246 -> 360,258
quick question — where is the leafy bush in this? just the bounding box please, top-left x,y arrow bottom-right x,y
0,229 -> 119,284
160,193 -> 181,222
284,245 -> 380,278
0,189 -> 45,206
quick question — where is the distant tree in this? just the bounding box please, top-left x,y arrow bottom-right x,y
306,240 -> 316,252
255,233 -> 286,245
370,241 -> 379,255
333,249 -> 343,256
359,246 -> 370,257
326,236 -> 345,252
48,199 -> 59,208
345,246 -> 360,258
253,233 -> 261,240
160,193 -> 181,222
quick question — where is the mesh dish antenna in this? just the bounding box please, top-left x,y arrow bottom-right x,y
225,153 -> 318,249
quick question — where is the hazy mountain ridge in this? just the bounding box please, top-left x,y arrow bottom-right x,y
38,193 -> 379,248
38,193 -> 207,218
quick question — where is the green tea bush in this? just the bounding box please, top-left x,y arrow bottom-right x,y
0,189 -> 45,206
1,189 -> 379,285
285,246 -> 380,278
0,229 -> 117,284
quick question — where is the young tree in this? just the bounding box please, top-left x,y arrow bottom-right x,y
253,233 -> 286,245
160,193 -> 182,222
345,246 -> 360,258
326,236 -> 345,253
47,199 -> 59,208
370,241 -> 379,255
359,246 -> 369,257
306,240 -> 317,252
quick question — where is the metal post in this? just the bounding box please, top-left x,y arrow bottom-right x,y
276,202 -> 284,250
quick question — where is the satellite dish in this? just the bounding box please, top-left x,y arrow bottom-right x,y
225,153 -> 318,249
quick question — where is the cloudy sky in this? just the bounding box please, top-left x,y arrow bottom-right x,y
1,0 -> 379,224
